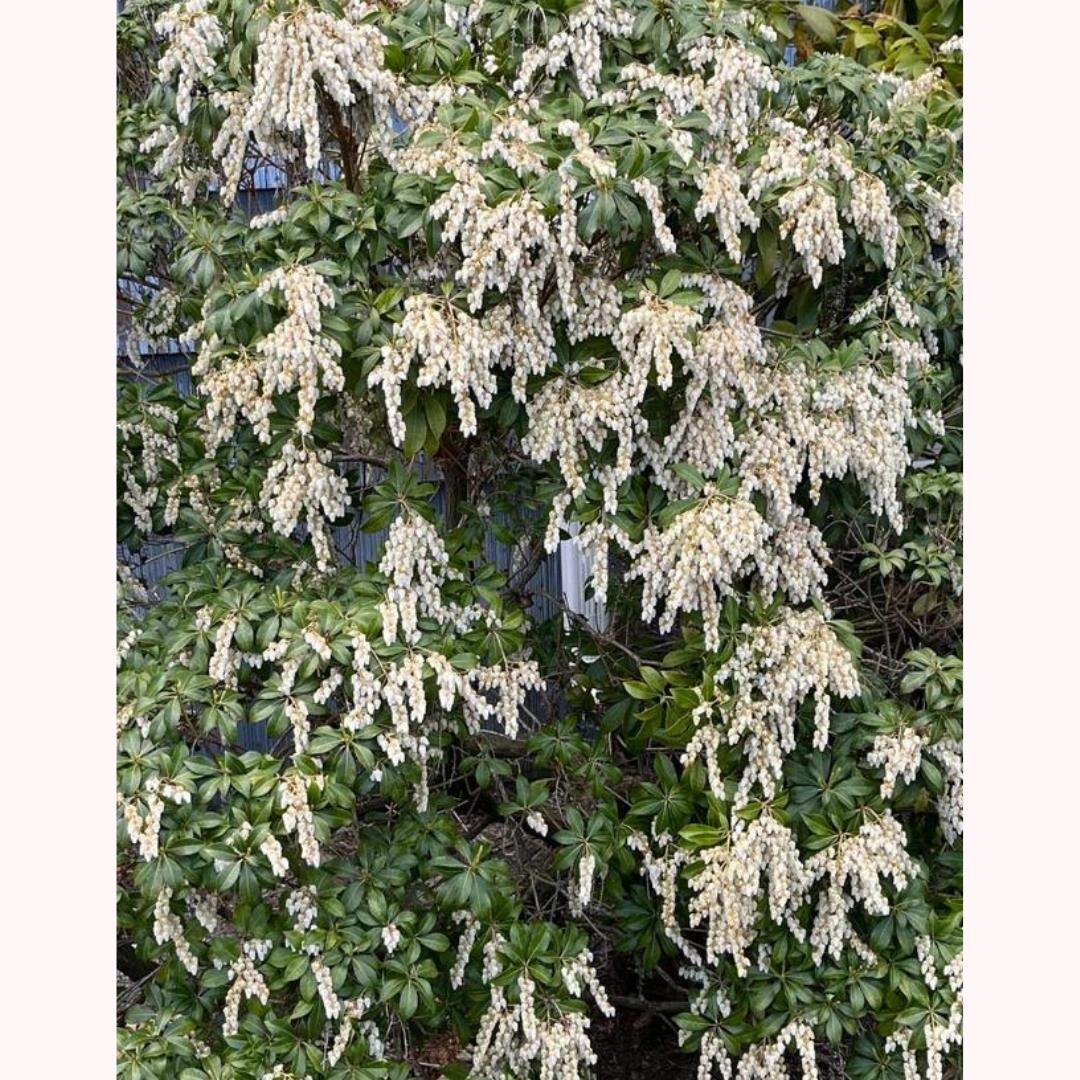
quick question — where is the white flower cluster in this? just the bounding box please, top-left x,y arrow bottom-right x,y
255,265 -> 345,437
925,181 -> 963,271
522,369 -> 638,545
117,627 -> 141,669
629,830 -> 703,965
848,173 -> 900,268
682,36 -> 780,152
326,995 -> 379,1067
734,1021 -> 818,1080
241,556 -> 534,815
684,815 -> 811,976
249,3 -> 393,168
377,509 -> 477,645
222,943 -> 271,1036
373,650 -> 427,774
916,935 -> 939,991
926,738 -> 963,844
208,613 -> 240,684
279,769 -> 324,868
482,114 -> 546,178
259,830 -> 290,879
513,0 -> 634,100
867,728 -> 928,798
194,265 -> 342,449
155,0 -> 223,124
311,953 -> 342,1019
635,813 -> 919,1077
151,2 -> 412,201
632,178 -> 677,254
687,608 -> 860,807
381,922 -> 402,955
371,295 -> 508,443
694,163 -> 759,262
189,891 -> 219,935
450,911 -> 481,989
437,185 -> 554,316
560,950 -> 615,1019
287,886 -> 318,932
198,552 -> 537,821
125,288 -> 181,367
444,0 -> 486,40
750,118 -> 899,286
641,275 -> 767,488
189,265 -> 349,569
470,955 -> 612,1080
121,778 -> 185,861
806,811 -> 918,964
528,255 -> 917,630
118,402 -> 181,533
260,438 -> 349,571
885,952 -> 962,1080
569,848 -> 597,917
628,490 -> 772,654
777,180 -> 844,288
153,887 -> 199,976
612,37 -> 777,157
887,69 -> 946,112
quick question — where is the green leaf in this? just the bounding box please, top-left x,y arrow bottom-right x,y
678,824 -> 724,849
424,394 -> 447,443
403,407 -> 427,458
671,463 -> 707,490
800,5 -> 838,44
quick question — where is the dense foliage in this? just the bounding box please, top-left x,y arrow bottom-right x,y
116,2 -> 963,1078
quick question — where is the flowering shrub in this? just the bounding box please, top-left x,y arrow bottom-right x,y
117,1 -> 962,1078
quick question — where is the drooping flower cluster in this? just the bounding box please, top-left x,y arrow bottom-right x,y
120,775 -> 190,862
806,811 -> 919,964
629,490 -> 773,653
248,3 -> 395,170
222,941 -> 272,1037
867,728 -> 928,798
155,0 -> 224,124
513,0 -> 635,100
194,265 -> 343,448
327,995 -> 381,1067
925,181 -> 964,271
372,295 -> 509,443
124,288 -> 181,367
260,438 -> 349,571
685,607 -> 860,806
635,810 -> 918,1016
469,946 -> 614,1080
377,509 -> 477,644
153,887 -> 199,975
684,814 -> 812,976
610,34 -> 778,156
117,401 -> 181,532
748,118 -> 899,286
632,177 -> 677,254
733,1022 -> 819,1080
926,738 -> 963,844
279,768 -> 324,867
885,949 -> 963,1080
694,163 -> 759,261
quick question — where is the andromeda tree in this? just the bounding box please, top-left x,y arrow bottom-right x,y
117,2 -> 962,1078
